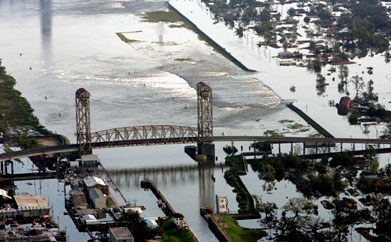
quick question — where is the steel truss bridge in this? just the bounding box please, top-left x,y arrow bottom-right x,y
2,82 -> 391,162
90,125 -> 198,148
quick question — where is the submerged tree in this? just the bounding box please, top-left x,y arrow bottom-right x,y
223,145 -> 238,156
315,74 -> 327,95
351,75 -> 365,101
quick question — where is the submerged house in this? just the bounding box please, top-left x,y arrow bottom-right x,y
337,96 -> 351,115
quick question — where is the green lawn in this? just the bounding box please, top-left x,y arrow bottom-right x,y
221,215 -> 266,242
160,219 -> 195,242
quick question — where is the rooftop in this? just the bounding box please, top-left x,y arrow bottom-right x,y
81,154 -> 99,162
83,176 -> 107,187
109,227 -> 134,240
89,188 -> 105,200
72,193 -> 88,207
14,194 -> 50,210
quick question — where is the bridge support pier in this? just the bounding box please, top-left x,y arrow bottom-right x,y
197,143 -> 215,163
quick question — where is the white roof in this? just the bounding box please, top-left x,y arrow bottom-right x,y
145,218 -> 158,228
0,189 -> 11,199
83,176 -> 107,187
81,154 -> 98,161
82,214 -> 97,221
124,207 -> 142,214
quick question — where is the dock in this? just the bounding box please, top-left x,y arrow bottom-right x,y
0,172 -> 57,182
141,179 -> 176,217
141,179 -> 200,242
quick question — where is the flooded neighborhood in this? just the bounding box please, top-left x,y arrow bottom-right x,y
1,0 -> 391,241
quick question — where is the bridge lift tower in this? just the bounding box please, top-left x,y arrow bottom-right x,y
197,82 -> 215,162
76,88 -> 92,155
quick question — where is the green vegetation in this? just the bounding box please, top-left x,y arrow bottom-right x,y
224,169 -> 258,216
121,210 -> 157,241
221,215 -> 266,242
174,58 -> 193,62
287,123 -> 306,130
167,3 -> 255,72
116,33 -> 139,44
225,155 -> 245,172
279,119 -> 294,124
169,24 -> 187,28
251,154 -> 346,197
159,218 -> 195,242
223,145 -> 238,156
357,176 -> 391,194
0,60 -> 49,136
251,141 -> 271,153
142,10 -> 183,23
263,129 -> 283,137
17,137 -> 41,149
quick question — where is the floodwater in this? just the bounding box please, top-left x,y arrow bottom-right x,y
1,0 -> 389,241
0,0 -> 296,241
170,0 -> 391,139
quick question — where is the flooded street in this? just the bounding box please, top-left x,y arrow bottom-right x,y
2,0 -> 391,241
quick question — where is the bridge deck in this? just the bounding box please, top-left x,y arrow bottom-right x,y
1,136 -> 391,162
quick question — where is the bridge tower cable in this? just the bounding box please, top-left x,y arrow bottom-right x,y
75,88 -> 92,155
197,82 -> 215,161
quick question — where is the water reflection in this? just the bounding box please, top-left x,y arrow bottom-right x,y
198,161 -> 215,209
40,0 -> 52,58
108,162 -> 217,209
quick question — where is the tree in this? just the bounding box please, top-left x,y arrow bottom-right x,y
315,74 -> 326,95
338,65 -> 349,93
332,199 -> 349,241
223,145 -> 238,156
121,210 -> 157,241
365,146 -> 378,172
304,16 -> 310,24
288,8 -> 295,17
235,26 -> 244,38
385,51 -> 391,64
254,196 -> 277,239
283,198 -> 315,222
350,75 -> 364,101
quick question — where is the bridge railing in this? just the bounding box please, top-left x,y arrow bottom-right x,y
90,125 -> 198,147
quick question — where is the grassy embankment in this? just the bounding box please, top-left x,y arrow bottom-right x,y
115,33 -> 140,44
141,10 -> 190,29
224,155 -> 259,216
0,60 -> 49,137
159,218 -> 195,242
224,168 -> 259,217
222,155 -> 266,241
221,215 -> 266,242
0,60 -> 70,150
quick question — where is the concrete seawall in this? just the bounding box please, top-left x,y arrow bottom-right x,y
167,1 -> 334,139
141,179 -> 201,242
167,1 -> 256,73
